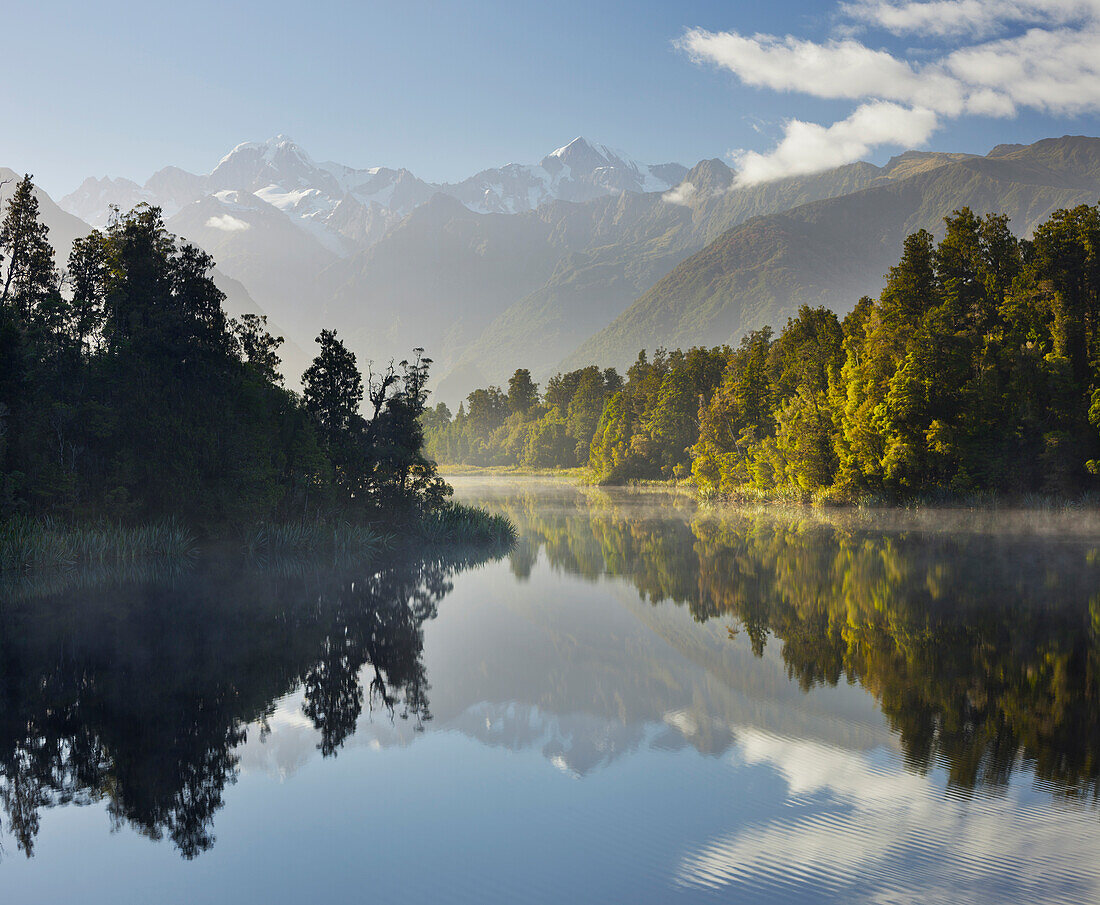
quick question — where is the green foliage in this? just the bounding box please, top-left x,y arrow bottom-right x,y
302,328 -> 363,456
0,185 -> 453,529
425,365 -> 624,469
697,205 -> 1100,499
433,202 -> 1100,500
507,368 -> 538,414
0,515 -> 194,572
417,501 -> 517,548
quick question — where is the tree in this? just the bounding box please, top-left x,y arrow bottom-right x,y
302,329 -> 363,455
230,313 -> 284,385
465,386 -> 508,437
566,367 -> 608,462
642,369 -> 698,475
0,175 -> 58,322
507,368 -> 538,414
522,410 -> 573,467
66,229 -> 110,351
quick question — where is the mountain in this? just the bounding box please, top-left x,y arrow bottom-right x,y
60,135 -> 685,253
62,136 -> 438,253
441,137 -> 686,214
48,134 -> 1100,404
435,154 -> 936,397
316,193 -> 566,377
57,136 -> 688,392
166,189 -> 339,342
564,136 -> 1100,373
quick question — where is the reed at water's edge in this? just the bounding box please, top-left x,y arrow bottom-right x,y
0,516 -> 196,572
2,502 -> 516,576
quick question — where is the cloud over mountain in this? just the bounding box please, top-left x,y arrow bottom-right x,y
678,1 -> 1100,183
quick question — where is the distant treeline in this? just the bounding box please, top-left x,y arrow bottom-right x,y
0,176 -> 446,527
427,203 -> 1100,498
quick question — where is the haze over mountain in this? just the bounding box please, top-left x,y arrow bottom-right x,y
61,135 -> 686,248
567,136 -> 1100,373
55,135 -> 687,394
23,133 -> 1100,404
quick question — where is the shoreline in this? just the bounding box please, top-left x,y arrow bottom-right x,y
0,502 -> 516,577
442,468 -> 1100,513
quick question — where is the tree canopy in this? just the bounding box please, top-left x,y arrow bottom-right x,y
426,203 -> 1100,500
0,179 -> 448,526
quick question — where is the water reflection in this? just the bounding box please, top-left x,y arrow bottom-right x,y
469,479 -> 1100,800
0,549 -> 494,858
5,478 -> 1100,900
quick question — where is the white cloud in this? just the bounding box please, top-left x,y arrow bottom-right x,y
677,29 -> 966,114
678,5 -> 1100,184
732,102 -> 938,185
842,0 -> 1100,37
205,214 -> 251,232
946,26 -> 1100,114
662,180 -> 698,205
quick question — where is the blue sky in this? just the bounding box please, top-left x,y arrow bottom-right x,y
4,0 -> 1100,195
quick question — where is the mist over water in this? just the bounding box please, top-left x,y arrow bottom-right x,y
3,476 -> 1100,903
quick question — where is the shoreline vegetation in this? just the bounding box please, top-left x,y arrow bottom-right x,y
0,503 -> 514,608
1,502 -> 515,577
443,467 -> 1100,513
428,203 -> 1100,506
0,176 -> 514,576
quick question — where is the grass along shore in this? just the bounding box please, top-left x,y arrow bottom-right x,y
438,464 -> 588,478
1,502 -> 515,575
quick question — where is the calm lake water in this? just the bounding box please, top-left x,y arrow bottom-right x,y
3,477 -> 1100,903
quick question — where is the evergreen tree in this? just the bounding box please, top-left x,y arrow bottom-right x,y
302,329 -> 364,456
507,368 -> 538,414
0,175 -> 58,322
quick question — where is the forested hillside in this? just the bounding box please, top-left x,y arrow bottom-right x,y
429,202 -> 1100,499
569,137 -> 1100,373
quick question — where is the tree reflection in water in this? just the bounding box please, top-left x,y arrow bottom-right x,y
488,484 -> 1100,801
0,548 -> 492,859
6,485 -> 1100,862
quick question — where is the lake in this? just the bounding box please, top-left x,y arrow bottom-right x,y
3,476 -> 1100,903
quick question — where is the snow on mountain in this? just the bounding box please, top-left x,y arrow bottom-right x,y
60,135 -> 687,254
444,137 -> 687,214
58,136 -> 429,253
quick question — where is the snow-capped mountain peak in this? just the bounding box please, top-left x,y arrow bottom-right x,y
209,135 -> 332,194
216,134 -> 307,167
443,137 -> 687,214
60,135 -> 687,251
545,136 -> 617,170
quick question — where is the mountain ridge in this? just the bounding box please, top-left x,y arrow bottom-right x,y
563,135 -> 1100,374
60,135 -> 687,241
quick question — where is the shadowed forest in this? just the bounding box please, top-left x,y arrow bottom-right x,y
0,175 -> 452,530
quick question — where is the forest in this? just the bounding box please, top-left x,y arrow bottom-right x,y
426,203 -> 1100,499
0,175 -> 457,531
